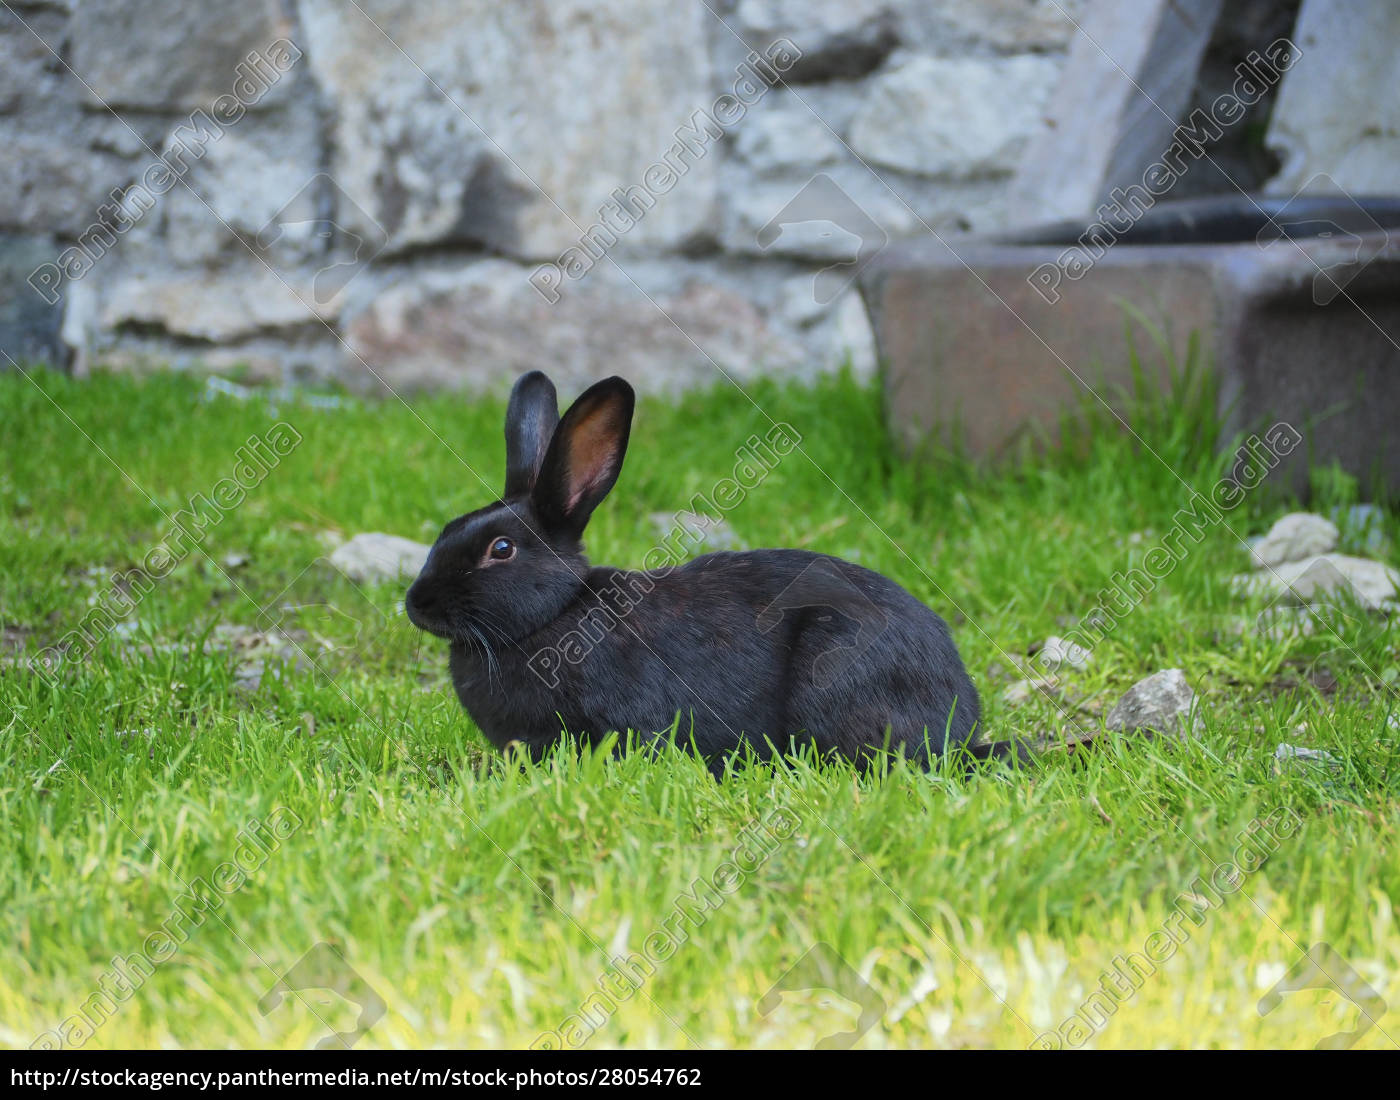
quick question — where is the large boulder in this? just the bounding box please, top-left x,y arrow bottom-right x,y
298,0 -> 719,259
160,106 -> 327,267
729,87 -> 849,177
0,8 -> 134,239
0,130 -> 128,240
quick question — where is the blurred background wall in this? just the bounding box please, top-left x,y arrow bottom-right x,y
4,0 -> 1394,397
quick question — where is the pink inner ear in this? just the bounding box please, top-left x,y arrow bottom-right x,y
564,404 -> 620,513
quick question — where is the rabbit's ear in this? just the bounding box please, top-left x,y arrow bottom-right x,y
534,377 -> 634,536
504,371 -> 560,498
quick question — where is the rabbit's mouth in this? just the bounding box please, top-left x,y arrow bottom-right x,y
406,607 -> 458,641
408,613 -> 453,640
406,596 -> 491,649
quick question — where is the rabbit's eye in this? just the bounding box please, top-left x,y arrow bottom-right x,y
488,537 -> 515,561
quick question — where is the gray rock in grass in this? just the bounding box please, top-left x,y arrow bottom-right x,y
1234,554 -> 1399,613
1273,742 -> 1342,770
328,533 -> 430,584
1105,669 -> 1199,741
1248,513 -> 1338,569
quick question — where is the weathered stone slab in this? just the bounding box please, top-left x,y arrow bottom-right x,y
341,258 -> 808,396
99,264 -> 343,343
1006,0 -> 1223,226
861,235 -> 1216,459
0,8 -> 133,239
1265,0 -> 1400,195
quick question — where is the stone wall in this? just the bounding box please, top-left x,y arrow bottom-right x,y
0,0 -> 1089,393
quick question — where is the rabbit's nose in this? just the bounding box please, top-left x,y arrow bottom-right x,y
406,582 -> 437,616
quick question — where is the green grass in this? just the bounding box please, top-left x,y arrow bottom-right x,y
1,364 -> 1398,1050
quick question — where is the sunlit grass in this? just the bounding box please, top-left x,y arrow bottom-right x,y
1,364 -> 1397,1049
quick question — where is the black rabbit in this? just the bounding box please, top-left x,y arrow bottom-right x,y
406,371 -> 984,772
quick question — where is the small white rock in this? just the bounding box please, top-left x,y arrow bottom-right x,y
1234,553 -> 1400,612
1035,635 -> 1091,672
1249,513 -> 1338,568
1273,742 -> 1342,769
328,533 -> 431,584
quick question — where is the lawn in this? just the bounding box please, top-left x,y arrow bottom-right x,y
1,364 -> 1397,1050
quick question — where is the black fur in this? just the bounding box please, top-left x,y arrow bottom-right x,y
406,372 -> 981,771
502,371 -> 559,498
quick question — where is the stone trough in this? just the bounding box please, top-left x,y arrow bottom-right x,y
859,193 -> 1400,496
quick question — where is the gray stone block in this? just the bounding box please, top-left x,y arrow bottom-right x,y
860,193 -> 1400,496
